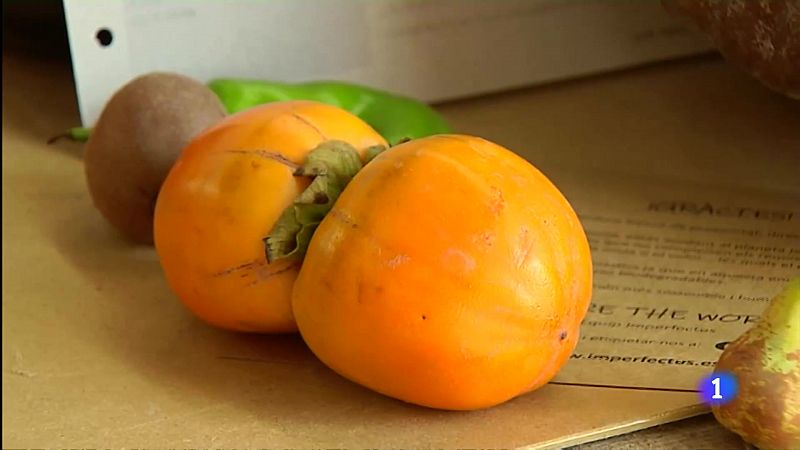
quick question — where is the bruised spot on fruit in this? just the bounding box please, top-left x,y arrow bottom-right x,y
489,186 -> 505,214
386,254 -> 410,268
472,231 -> 496,249
514,227 -> 534,268
330,208 -> 358,228
560,330 -> 568,341
356,279 -> 367,305
227,159 -> 258,192
442,248 -> 476,274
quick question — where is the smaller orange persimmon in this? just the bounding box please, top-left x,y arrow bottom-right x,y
153,101 -> 387,333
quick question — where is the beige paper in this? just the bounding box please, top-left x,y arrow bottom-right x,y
553,169 -> 799,391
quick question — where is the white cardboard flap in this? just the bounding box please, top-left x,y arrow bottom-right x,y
64,0 -> 711,126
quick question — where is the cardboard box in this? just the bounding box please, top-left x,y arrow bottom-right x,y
63,0 -> 712,125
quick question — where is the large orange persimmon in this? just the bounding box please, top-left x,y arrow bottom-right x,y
291,135 -> 593,410
154,101 -> 386,332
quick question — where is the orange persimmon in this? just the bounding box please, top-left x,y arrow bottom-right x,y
153,101 -> 386,333
291,134 -> 593,410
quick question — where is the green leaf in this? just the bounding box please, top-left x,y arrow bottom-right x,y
264,140 -> 367,263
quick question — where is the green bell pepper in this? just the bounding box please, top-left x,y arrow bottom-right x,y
208,79 -> 451,145
53,79 -> 451,146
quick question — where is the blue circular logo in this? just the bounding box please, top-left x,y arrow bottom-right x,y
697,371 -> 738,406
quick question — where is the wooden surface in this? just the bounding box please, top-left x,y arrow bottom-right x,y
4,39 -> 799,448
569,415 -> 747,449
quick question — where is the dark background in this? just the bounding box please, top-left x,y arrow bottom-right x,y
4,1 -> 72,60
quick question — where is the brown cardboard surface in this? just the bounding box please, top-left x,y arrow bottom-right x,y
4,49 -> 799,448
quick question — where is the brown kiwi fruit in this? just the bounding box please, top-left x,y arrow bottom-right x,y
84,72 -> 226,244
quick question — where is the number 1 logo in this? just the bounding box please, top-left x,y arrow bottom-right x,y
699,372 -> 738,406
711,377 -> 723,399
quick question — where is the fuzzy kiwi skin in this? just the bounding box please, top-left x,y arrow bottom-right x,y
84,72 -> 226,244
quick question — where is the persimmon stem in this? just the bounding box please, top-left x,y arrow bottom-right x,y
264,140 -> 387,263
